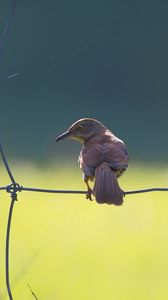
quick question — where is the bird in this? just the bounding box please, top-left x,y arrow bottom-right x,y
56,118 -> 129,205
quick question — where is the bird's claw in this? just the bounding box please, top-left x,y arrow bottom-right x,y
86,188 -> 93,201
121,189 -> 125,197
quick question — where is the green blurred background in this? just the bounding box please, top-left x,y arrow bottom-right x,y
0,1 -> 168,300
0,0 -> 167,161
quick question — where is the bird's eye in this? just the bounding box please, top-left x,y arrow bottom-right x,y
79,125 -> 83,130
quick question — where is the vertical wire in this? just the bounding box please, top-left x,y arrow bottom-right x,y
0,143 -> 16,184
0,143 -> 17,300
5,198 -> 15,300
0,0 -> 16,58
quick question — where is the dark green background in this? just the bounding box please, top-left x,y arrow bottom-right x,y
0,0 -> 167,162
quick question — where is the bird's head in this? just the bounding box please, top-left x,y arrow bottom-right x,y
56,118 -> 106,143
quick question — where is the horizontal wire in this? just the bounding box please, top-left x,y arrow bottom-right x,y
0,185 -> 168,195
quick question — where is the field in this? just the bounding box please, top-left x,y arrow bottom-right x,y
0,162 -> 168,300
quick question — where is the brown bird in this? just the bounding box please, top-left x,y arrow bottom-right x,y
56,118 -> 129,205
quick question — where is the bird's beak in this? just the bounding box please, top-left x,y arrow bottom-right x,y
56,131 -> 71,142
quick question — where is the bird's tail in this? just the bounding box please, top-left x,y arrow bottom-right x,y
93,162 -> 123,205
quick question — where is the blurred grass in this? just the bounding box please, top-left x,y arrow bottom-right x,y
0,162 -> 168,300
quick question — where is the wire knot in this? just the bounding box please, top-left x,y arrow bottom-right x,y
6,183 -> 22,201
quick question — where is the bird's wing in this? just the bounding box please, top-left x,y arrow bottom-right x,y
78,146 -> 102,177
104,141 -> 129,170
79,141 -> 129,176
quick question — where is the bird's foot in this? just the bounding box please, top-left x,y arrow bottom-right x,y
121,189 -> 125,197
86,188 -> 93,201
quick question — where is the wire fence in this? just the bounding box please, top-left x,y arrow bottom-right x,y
0,142 -> 168,300
0,1 -> 167,300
